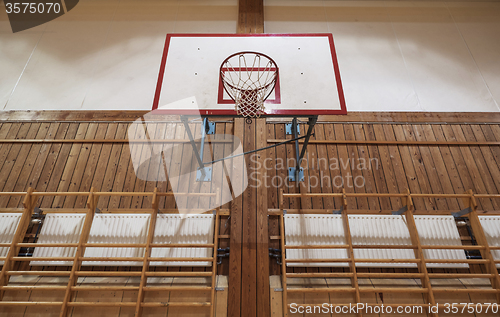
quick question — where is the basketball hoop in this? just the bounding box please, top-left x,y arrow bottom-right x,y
220,52 -> 279,118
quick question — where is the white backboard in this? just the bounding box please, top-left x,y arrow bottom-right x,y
153,34 -> 347,116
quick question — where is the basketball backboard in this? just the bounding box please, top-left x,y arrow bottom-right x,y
153,34 -> 346,116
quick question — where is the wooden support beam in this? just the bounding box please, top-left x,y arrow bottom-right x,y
279,189 -> 289,317
237,0 -> 264,34
227,117 -> 269,317
256,118 -> 270,317
228,118 -> 244,317
242,117 -> 257,317
210,205 -> 221,317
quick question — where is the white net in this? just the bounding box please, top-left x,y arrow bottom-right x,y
220,52 -> 278,118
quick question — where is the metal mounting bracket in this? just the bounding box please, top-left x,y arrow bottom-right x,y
286,122 -> 300,135
181,116 -> 213,182
332,206 -> 343,215
33,207 -> 43,217
288,116 -> 318,183
452,207 -> 473,218
205,121 -> 215,135
196,166 -> 212,182
288,167 -> 304,182
392,205 -> 408,215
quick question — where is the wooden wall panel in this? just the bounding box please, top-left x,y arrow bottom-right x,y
237,0 -> 264,34
1,117 -> 500,316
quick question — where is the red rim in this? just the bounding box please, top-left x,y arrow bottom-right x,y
219,51 -> 279,103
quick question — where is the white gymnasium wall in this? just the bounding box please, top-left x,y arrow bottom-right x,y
0,0 -> 238,111
1,0 -> 499,112
265,0 -> 500,112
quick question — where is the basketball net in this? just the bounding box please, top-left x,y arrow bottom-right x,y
220,52 -> 278,118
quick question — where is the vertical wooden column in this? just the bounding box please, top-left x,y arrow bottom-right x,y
233,2 -> 267,314
228,118 -> 244,317
237,0 -> 264,33
59,188 -> 98,317
340,190 -> 362,317
463,190 -> 500,303
279,189 -> 288,317
0,188 -> 37,300
228,117 -> 269,317
134,189 -> 159,317
241,118 -> 257,317
402,190 -> 437,316
256,118 -> 270,317
211,204 -> 221,317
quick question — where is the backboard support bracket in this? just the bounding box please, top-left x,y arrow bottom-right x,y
288,167 -> 304,182
181,116 -> 213,182
205,120 -> 215,135
286,122 -> 300,135
288,116 -> 318,183
197,166 -> 212,182
180,114 -> 317,183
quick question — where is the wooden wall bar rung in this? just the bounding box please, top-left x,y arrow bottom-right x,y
432,289 -> 500,294
17,243 -> 79,247
0,286 -> 67,291
0,301 -> 63,306
287,288 -> 356,293
286,273 -> 354,278
4,138 -> 500,146
71,286 -> 140,291
6,271 -> 71,276
0,139 -> 232,144
357,273 -> 424,278
268,139 -> 500,146
269,209 -> 500,215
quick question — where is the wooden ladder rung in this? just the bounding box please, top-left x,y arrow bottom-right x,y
66,302 -> 136,307
141,302 -> 212,307
287,288 -> 356,293
0,286 -> 67,291
142,286 -> 212,292
286,273 -> 354,278
0,301 -> 63,306
359,288 -> 428,293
